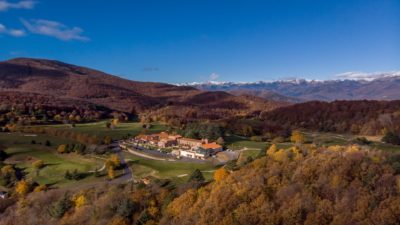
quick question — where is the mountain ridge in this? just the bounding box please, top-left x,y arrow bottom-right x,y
183,72 -> 400,101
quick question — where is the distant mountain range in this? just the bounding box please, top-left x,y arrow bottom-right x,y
182,73 -> 400,101
0,58 -> 285,121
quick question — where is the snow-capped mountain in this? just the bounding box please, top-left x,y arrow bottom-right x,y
181,72 -> 400,101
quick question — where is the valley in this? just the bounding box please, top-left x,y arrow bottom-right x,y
1,59 -> 400,225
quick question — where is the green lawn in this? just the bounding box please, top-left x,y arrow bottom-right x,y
303,131 -> 400,152
4,145 -> 103,187
0,132 -> 104,188
303,131 -> 350,146
225,135 -> 268,151
370,143 -> 400,152
35,121 -> 168,140
0,132 -> 77,147
237,150 -> 262,165
225,131 -> 400,153
124,153 -> 215,184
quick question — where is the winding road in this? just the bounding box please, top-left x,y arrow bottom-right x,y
110,143 -> 134,183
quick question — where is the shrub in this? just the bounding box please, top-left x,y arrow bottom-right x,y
48,194 -> 72,219
382,132 -> 400,145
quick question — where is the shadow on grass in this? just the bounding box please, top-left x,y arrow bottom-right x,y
46,181 -> 59,188
127,160 -> 140,166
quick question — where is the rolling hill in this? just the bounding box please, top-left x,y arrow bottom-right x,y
0,58 -> 286,120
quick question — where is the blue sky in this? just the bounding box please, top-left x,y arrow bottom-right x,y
0,0 -> 399,83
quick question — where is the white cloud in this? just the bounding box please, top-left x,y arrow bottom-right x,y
21,19 -> 89,41
0,23 -> 25,37
8,28 -> 25,36
209,72 -> 220,81
335,71 -> 400,81
0,0 -> 36,11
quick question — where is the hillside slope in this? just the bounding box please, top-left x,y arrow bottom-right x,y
163,146 -> 400,225
0,58 -> 286,119
260,100 -> 400,135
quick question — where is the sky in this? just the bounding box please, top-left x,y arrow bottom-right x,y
0,0 -> 399,83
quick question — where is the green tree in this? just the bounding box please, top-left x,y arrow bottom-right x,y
188,169 -> 205,183
48,194 -> 72,219
117,199 -> 136,218
0,149 -> 8,161
216,137 -> 225,145
382,132 -> 400,145
225,160 -> 237,171
64,170 -> 72,180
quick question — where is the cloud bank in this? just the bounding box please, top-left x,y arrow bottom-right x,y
21,19 -> 89,41
0,0 -> 35,11
0,23 -> 25,36
335,71 -> 400,81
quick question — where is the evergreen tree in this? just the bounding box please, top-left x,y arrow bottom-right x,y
0,149 -> 8,161
71,169 -> 81,180
48,194 -> 72,219
224,160 -> 237,171
382,132 -> 400,145
117,199 -> 136,218
188,169 -> 205,183
64,170 -> 72,180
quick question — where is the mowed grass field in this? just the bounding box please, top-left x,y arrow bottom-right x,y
4,145 -> 103,187
1,121 -> 217,188
124,153 -> 215,184
0,132 -> 77,147
0,132 -> 105,188
303,131 -> 400,152
225,135 -> 268,151
36,121 -> 167,140
225,131 -> 400,156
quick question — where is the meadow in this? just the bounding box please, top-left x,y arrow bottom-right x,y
2,120 -> 400,192
35,121 -> 168,140
124,153 -> 215,184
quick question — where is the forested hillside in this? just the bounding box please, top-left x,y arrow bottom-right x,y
163,145 -> 400,225
261,100 -> 400,135
2,144 -> 400,225
0,58 -> 285,122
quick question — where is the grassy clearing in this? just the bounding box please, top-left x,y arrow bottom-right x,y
225,131 -> 400,153
0,132 -> 77,147
237,150 -> 262,165
370,143 -> 400,152
0,131 -> 104,188
124,153 -> 215,184
225,135 -> 267,151
303,132 -> 350,146
303,131 -> 400,152
37,121 -> 167,140
4,145 -> 103,187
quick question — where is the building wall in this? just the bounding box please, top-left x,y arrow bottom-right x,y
180,150 -> 206,159
178,139 -> 202,148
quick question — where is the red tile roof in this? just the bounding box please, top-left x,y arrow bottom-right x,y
201,142 -> 222,149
